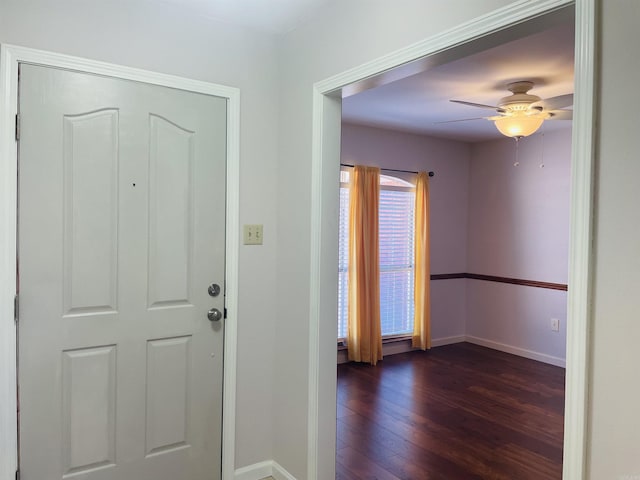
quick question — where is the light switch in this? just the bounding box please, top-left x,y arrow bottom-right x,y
243,224 -> 263,245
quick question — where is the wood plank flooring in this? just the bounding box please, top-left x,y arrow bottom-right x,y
336,342 -> 565,480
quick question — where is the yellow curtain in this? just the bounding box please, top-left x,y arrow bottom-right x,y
347,166 -> 383,365
412,172 -> 431,350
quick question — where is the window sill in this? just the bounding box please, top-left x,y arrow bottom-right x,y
337,334 -> 412,350
337,335 -> 416,364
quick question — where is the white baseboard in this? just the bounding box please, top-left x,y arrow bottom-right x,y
337,334 -> 564,368
235,460 -> 296,480
465,335 -> 566,368
235,461 -> 272,480
271,461 -> 297,480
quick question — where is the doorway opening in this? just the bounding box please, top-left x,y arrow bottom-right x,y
307,1 -> 595,478
335,13 -> 573,476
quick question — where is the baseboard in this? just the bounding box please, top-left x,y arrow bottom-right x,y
235,461 -> 273,480
271,461 -> 297,480
234,460 -> 296,480
465,335 -> 566,368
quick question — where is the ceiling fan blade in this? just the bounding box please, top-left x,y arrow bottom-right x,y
434,117 -> 488,125
548,109 -> 573,120
530,93 -> 574,111
450,100 -> 500,111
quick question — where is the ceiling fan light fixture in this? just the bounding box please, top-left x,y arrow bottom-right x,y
449,81 -> 573,139
494,114 -> 544,139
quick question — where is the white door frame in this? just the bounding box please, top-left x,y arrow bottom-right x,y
307,0 -> 596,478
0,44 -> 240,480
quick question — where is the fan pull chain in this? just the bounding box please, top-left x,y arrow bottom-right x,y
540,132 -> 545,168
513,137 -> 520,167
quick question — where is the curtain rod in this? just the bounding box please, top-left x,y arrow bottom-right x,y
340,163 -> 434,177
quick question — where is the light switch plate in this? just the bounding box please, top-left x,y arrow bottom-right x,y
243,224 -> 263,245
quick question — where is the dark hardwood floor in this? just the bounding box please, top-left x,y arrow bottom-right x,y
336,342 -> 565,480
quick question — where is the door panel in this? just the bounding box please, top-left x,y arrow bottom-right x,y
63,108 -> 119,316
145,336 -> 191,456
18,64 -> 226,480
62,345 -> 117,476
147,114 -> 195,308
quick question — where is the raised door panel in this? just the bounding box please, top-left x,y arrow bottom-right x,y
147,114 -> 194,309
63,109 -> 119,317
145,336 -> 191,456
62,345 -> 117,477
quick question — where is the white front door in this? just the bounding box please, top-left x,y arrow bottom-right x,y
17,63 -> 227,480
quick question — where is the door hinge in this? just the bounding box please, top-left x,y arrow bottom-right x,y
14,294 -> 18,323
15,469 -> 20,480
224,307 -> 227,319
15,114 -> 20,142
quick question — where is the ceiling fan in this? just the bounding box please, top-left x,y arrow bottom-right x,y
447,81 -> 573,139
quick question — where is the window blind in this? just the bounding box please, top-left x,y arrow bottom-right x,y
378,188 -> 415,336
337,186 -> 350,339
337,173 -> 415,340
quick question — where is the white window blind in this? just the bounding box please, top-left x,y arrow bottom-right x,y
338,170 -> 415,340
378,186 -> 416,336
337,183 -> 350,339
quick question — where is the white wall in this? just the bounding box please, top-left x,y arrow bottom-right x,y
588,1 -> 640,477
0,0 -> 280,470
341,123 -> 470,341
466,128 -> 572,363
276,1 -> 515,477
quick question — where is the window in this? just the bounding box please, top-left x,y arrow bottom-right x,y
338,169 -> 416,340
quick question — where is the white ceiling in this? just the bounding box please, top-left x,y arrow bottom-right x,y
342,21 -> 575,143
153,0 -> 574,143
156,0 -> 332,34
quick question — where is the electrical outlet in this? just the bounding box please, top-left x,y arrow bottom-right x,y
550,318 -> 560,332
243,224 -> 263,245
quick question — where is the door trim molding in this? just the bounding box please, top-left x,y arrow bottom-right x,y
308,0 -> 595,478
0,44 -> 240,480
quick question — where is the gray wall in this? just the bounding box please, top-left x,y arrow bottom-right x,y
588,1 -> 640,477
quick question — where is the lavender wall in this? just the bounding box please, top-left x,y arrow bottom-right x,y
466,128 -> 572,364
341,123 -> 572,365
341,123 -> 470,342
467,129 -> 571,282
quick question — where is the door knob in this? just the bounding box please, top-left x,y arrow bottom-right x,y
207,308 -> 223,322
208,283 -> 221,297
